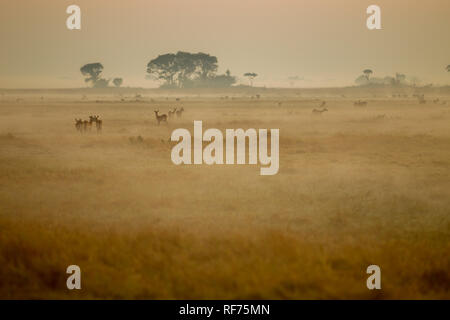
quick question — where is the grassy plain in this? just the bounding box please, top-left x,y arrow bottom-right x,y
0,88 -> 449,299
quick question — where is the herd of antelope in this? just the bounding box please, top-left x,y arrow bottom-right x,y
73,93 -> 447,133
154,107 -> 184,125
74,107 -> 186,133
75,115 -> 103,133
354,100 -> 368,107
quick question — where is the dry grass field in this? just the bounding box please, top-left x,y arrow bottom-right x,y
0,89 -> 449,299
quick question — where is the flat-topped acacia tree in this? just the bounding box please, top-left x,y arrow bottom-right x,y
363,69 -> 373,80
146,52 -> 234,88
243,72 -> 258,86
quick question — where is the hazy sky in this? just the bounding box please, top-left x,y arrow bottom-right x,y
0,0 -> 449,88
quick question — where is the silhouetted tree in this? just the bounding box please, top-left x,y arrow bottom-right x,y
80,63 -> 110,88
194,53 -> 218,80
113,78 -> 123,88
244,72 -> 258,86
147,53 -> 178,87
363,69 -> 373,80
147,52 -> 231,88
80,63 -> 103,86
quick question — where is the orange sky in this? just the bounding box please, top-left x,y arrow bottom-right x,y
0,0 -> 449,88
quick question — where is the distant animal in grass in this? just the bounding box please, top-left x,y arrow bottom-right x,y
176,107 -> 184,118
154,110 -> 167,125
75,119 -> 83,132
168,108 -> 177,119
354,100 -> 368,107
312,108 -> 328,114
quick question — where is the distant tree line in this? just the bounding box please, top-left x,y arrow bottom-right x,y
80,63 -> 123,88
146,51 -> 236,88
356,65 -> 450,87
80,52 -> 241,89
355,69 -> 418,87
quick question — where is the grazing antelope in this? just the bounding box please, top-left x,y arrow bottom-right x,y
312,108 -> 328,114
75,119 -> 83,132
95,118 -> 103,133
154,110 -> 168,125
354,100 -> 368,107
176,107 -> 184,118
168,108 -> 177,119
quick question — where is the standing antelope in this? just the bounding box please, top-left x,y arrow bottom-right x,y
89,115 -> 103,133
154,110 -> 167,125
168,108 -> 177,119
312,108 -> 328,114
75,119 -> 83,132
176,107 -> 184,118
354,100 -> 368,107
96,118 -> 103,133
82,120 -> 89,131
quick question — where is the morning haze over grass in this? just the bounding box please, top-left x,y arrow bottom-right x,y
0,88 -> 449,298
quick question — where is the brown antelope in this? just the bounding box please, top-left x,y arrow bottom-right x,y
176,107 -> 184,118
154,110 -> 168,125
168,108 -> 177,119
82,120 -> 89,131
95,117 -> 103,133
354,100 -> 368,107
312,108 -> 328,114
88,115 -> 103,133
75,119 -> 83,132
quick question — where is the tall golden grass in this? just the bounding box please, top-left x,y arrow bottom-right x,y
0,91 -> 449,299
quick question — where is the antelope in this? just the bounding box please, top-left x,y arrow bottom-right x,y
176,107 -> 184,118
319,101 -> 326,108
312,108 -> 328,114
75,119 -> 83,132
89,115 -> 98,126
154,110 -> 168,125
354,100 -> 368,107
168,108 -> 177,119
87,115 -> 103,133
82,120 -> 89,132
95,117 -> 103,133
